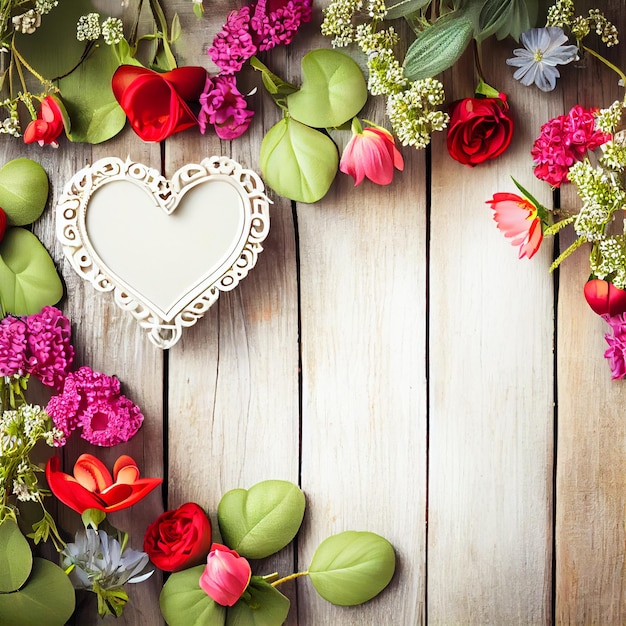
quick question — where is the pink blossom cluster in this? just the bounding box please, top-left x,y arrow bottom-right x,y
531,105 -> 611,187
46,366 -> 144,447
0,306 -> 74,390
603,313 -> 626,380
199,0 -> 312,140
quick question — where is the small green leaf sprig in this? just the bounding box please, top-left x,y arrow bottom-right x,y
159,480 -> 396,626
321,0 -> 537,150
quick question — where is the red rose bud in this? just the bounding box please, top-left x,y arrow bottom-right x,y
447,96 -> 513,167
23,95 -> 66,147
112,65 -> 208,142
583,279 -> 626,317
0,207 -> 6,242
199,544 -> 252,606
144,502 -> 212,572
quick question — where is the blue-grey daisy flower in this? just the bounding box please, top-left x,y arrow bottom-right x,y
506,27 -> 578,92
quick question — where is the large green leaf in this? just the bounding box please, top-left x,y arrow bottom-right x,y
0,228 -> 63,316
286,49 -> 367,129
308,531 -> 396,606
15,0 -> 126,143
0,159 -> 49,226
0,519 -> 33,592
0,558 -> 75,626
403,12 -> 474,80
260,118 -> 338,204
385,0 -> 431,20
226,577 -> 290,626
478,0 -> 537,41
218,480 -> 306,560
160,564 -> 227,626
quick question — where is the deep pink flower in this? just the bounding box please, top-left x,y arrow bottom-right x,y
340,123 -> 404,186
531,105 -> 611,187
46,366 -> 144,446
486,192 -> 543,260
208,6 -> 257,74
198,74 -> 254,140
24,306 -> 74,389
251,0 -> 313,51
0,207 -> 6,243
603,313 -> 626,380
199,544 -> 252,606
0,306 -> 73,388
0,316 -> 27,377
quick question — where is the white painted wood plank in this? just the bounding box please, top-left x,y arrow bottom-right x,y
427,40 -> 555,624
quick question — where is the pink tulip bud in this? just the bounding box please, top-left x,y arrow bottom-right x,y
199,544 -> 251,606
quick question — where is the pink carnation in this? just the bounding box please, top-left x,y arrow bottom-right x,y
24,306 -> 74,390
46,366 -> 143,446
199,74 -> 254,140
0,316 -> 27,377
531,105 -> 611,187
208,6 -> 257,74
602,313 -> 626,380
0,306 -> 73,389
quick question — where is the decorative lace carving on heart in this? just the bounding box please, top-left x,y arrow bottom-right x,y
56,156 -> 271,349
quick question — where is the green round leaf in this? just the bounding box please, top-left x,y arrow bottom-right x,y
0,227 -> 64,316
0,519 -> 33,592
226,577 -> 290,626
0,159 -> 49,226
260,118 -> 338,204
308,531 -> 396,606
0,558 -> 75,626
160,564 -> 227,626
218,480 -> 305,559
286,49 -> 367,128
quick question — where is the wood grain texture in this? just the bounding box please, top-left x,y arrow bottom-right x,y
427,39 -> 556,625
556,4 -> 626,621
163,1 -> 301,621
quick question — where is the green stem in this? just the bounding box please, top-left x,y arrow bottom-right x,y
271,571 -> 309,587
582,45 -> 626,87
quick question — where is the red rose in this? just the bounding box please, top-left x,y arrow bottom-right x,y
23,95 -> 66,147
143,502 -> 212,572
446,95 -> 513,166
584,279 -> 626,317
112,65 -> 208,142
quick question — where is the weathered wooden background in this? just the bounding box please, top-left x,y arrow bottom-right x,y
11,0 -> 626,624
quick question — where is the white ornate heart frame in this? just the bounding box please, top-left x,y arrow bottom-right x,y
56,156 -> 271,349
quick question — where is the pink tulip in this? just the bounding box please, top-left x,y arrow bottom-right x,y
340,119 -> 404,186
199,544 -> 251,606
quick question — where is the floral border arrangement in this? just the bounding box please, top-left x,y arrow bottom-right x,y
2,0 -> 626,623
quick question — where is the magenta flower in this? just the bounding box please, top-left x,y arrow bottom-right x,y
251,0 -> 313,51
0,316 -> 28,377
0,306 -> 73,389
208,6 -> 257,75
602,313 -> 626,380
208,0 -> 312,73
198,74 -> 254,140
46,366 -> 144,447
531,105 -> 611,187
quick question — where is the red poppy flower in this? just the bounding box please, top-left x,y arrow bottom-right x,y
486,192 -> 543,259
112,65 -> 208,142
583,279 -> 626,317
46,453 -> 162,514
340,121 -> 404,186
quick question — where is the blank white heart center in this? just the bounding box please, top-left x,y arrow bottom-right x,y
84,178 -> 245,319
